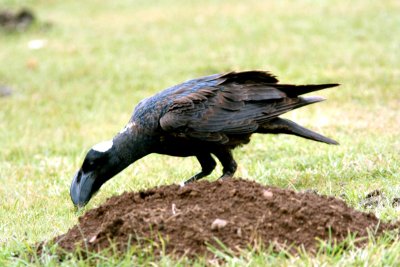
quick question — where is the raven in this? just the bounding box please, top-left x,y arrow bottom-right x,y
70,71 -> 338,207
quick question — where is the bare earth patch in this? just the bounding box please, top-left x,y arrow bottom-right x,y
45,178 -> 397,259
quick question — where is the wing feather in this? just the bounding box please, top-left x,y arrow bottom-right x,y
159,71 -> 331,143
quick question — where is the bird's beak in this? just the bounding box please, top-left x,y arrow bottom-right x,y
70,170 -> 95,208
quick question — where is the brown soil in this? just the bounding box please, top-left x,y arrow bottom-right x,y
48,178 -> 396,259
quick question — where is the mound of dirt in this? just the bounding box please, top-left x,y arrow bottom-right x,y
48,178 -> 395,259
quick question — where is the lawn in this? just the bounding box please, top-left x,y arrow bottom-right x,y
1,0 -> 399,265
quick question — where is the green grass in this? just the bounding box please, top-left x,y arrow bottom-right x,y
1,0 -> 399,265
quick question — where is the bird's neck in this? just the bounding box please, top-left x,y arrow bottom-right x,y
112,126 -> 152,166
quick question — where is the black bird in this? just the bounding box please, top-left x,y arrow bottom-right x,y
70,71 -> 339,207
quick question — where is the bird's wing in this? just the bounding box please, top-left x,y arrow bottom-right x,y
159,71 -> 331,143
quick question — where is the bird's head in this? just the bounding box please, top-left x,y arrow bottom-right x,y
70,139 -> 127,208
70,121 -> 149,207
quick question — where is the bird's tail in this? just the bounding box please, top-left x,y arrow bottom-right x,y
261,95 -> 326,120
273,83 -> 340,97
258,117 -> 339,145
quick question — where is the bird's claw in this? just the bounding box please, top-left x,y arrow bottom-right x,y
219,175 -> 232,180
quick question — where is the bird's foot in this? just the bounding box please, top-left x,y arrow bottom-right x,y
182,176 -> 198,185
218,174 -> 233,180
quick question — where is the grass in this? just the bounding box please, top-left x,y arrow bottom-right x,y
1,0 -> 399,265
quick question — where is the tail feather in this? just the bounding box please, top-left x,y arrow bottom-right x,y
273,83 -> 340,97
295,96 -> 326,108
258,96 -> 327,123
258,117 -> 339,145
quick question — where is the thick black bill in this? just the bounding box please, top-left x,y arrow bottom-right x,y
70,170 -> 95,207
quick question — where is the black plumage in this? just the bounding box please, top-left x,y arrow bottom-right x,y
70,71 -> 339,207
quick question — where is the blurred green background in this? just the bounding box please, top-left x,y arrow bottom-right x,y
0,0 -> 399,264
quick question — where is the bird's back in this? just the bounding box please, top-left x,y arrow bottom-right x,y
132,71 -> 338,146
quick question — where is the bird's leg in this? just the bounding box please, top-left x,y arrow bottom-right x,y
184,153 -> 216,184
213,149 -> 237,179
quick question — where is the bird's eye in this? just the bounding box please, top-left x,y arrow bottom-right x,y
82,159 -> 96,172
